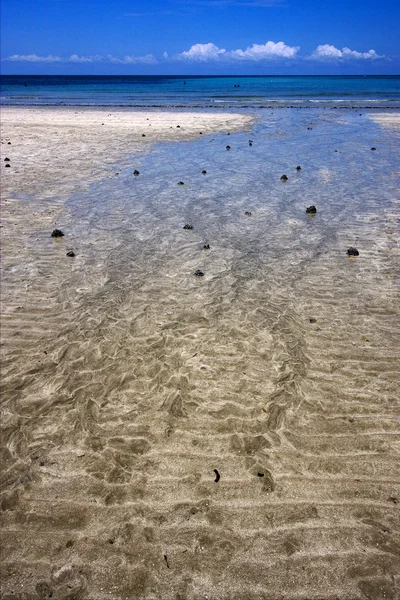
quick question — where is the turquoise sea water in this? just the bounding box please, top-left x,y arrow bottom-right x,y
1,75 -> 400,108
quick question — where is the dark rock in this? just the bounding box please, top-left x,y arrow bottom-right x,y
51,229 -> 64,238
202,170 -> 207,175
142,134 -> 146,137
178,181 -> 185,185
249,142 -> 253,146
66,250 -> 75,257
133,170 -> 140,176
203,244 -> 210,250
4,157 -> 10,161
177,125 -> 180,128
309,318 -> 317,323
194,270 -> 204,277
8,142 -> 11,144
249,140 -> 253,143
280,174 -> 288,182
199,132 -> 203,135
296,165 -> 301,171
307,127 -> 313,130
5,163 -> 10,167
226,145 -> 231,150
347,247 -> 359,256
334,150 -> 338,152
244,211 -> 252,216
227,132 -> 230,135
306,205 -> 317,214
371,147 -> 376,151
183,224 -> 193,230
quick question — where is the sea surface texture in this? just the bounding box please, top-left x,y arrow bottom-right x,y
1,74 -> 400,108
1,88 -> 400,598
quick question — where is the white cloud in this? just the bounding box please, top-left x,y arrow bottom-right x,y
311,44 -> 383,60
6,54 -> 62,62
175,40 -> 298,62
3,53 -> 157,64
179,43 -> 226,61
228,41 -> 299,60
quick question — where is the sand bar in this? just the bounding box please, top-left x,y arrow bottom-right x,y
1,106 -> 253,199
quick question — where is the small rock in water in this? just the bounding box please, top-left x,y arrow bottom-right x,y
203,244 -> 210,250
202,170 -> 207,175
133,170 -> 140,176
199,132 -> 203,135
249,142 -> 253,146
307,127 -> 313,130
280,174 -> 288,182
66,250 -> 75,257
244,211 -> 252,216
51,229 -> 64,238
194,270 -> 204,277
5,163 -> 10,167
296,165 -> 301,171
371,147 -> 376,151
226,145 -> 231,150
309,318 -> 317,323
183,224 -> 193,230
347,247 -> 359,256
177,125 -> 180,128
142,134 -> 146,137
8,142 -> 11,145
306,205 -> 317,214
4,157 -> 10,162
178,181 -> 185,185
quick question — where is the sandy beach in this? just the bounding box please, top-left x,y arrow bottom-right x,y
1,106 -> 399,600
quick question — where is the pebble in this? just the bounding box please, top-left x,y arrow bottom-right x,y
244,211 -> 252,216
347,247 -> 359,256
183,224 -> 193,230
5,164 -> 10,167
203,244 -> 210,250
4,157 -> 10,162
133,170 -> 140,176
371,147 -> 376,151
296,165 -> 301,171
202,170 -> 207,175
306,205 -> 317,214
226,145 -> 231,150
280,175 -> 288,182
66,250 -> 75,257
51,229 -> 64,238
194,270 -> 204,277
309,318 -> 317,323
142,134 -> 146,137
178,181 -> 185,185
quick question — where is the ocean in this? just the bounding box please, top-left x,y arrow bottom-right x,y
1,74 -> 400,108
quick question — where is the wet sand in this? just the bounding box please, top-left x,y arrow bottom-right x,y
1,107 -> 399,600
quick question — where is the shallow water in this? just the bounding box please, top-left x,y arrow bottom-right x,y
1,109 -> 400,599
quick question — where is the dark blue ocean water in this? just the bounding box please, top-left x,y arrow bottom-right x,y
1,75 -> 400,108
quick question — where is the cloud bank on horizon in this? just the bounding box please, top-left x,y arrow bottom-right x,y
4,41 -> 385,64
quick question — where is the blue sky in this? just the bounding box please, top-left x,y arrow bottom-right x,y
1,0 -> 399,75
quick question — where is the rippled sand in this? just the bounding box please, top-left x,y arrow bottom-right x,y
1,107 -> 399,600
